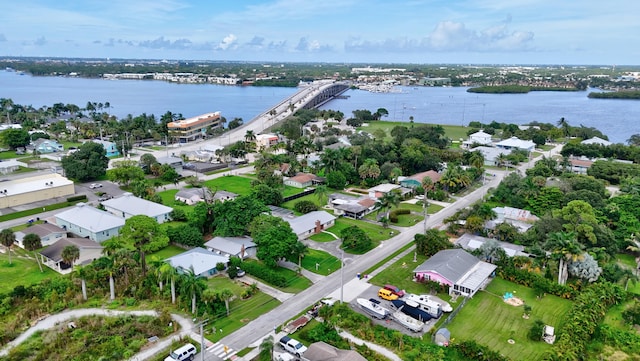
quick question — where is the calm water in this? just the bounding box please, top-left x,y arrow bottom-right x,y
2,70 -> 639,143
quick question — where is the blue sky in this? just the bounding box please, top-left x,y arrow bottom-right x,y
1,0 -> 638,65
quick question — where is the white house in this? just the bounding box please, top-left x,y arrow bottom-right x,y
283,210 -> 336,239
39,237 -> 103,274
462,130 -> 493,148
455,233 -> 530,258
55,203 -> 125,242
204,236 -> 257,259
471,146 -> 512,166
102,193 -> 173,224
0,159 -> 27,174
495,137 -> 536,152
581,136 -> 612,146
166,247 -> 229,277
15,223 -> 67,248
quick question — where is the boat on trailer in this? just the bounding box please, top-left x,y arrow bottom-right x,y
357,298 -> 390,319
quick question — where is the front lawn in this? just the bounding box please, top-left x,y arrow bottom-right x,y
299,249 -> 341,276
203,175 -> 254,195
369,251 -> 429,295
365,210 -> 424,228
203,276 -> 281,342
446,278 -> 573,361
242,259 -> 312,293
0,252 -> 60,294
326,218 -> 399,242
309,231 -> 338,243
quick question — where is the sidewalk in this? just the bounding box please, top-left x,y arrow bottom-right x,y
240,275 -> 294,302
339,330 -> 402,361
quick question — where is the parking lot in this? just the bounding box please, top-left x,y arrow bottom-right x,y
79,181 -> 126,202
348,284 -> 437,337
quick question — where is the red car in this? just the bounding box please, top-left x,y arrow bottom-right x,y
384,284 -> 405,298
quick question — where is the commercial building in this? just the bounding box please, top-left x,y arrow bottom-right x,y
168,112 -> 222,143
0,174 -> 75,209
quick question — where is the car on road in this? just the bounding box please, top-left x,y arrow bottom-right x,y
164,343 -> 196,361
98,194 -> 113,202
89,183 -> 103,189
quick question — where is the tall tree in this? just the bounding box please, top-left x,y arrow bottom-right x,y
22,233 -> 42,251
180,268 -> 206,314
61,245 -> 80,269
61,142 -> 109,181
217,288 -> 234,316
160,261 -> 179,304
0,229 -> 16,265
120,215 -> 168,277
545,231 -> 584,285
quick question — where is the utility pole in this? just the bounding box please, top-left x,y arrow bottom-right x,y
197,319 -> 209,361
340,249 -> 344,304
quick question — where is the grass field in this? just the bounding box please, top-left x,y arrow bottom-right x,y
148,245 -> 187,260
447,278 -> 573,361
357,121 -> 470,142
299,249 -> 341,276
243,259 -> 312,293
203,275 -> 281,343
321,218 -> 399,243
309,231 -> 338,243
0,252 -> 60,294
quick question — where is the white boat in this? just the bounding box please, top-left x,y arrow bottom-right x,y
391,310 -> 424,332
356,298 -> 390,319
407,293 -> 452,313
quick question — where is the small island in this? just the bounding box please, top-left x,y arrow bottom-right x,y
588,90 -> 640,99
467,85 -> 581,93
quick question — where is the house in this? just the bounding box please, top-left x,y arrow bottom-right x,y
55,203 -> 125,242
39,237 -> 103,274
568,158 -> 594,175
156,156 -> 184,173
471,146 -> 512,167
413,249 -> 497,297
454,233 -> 530,258
462,130 -> 493,149
165,247 -> 229,277
204,236 -> 257,259
175,188 -> 237,205
91,139 -> 120,157
102,193 -> 173,224
495,137 -> 536,152
490,206 -> 539,233
31,139 -> 64,153
0,174 -> 75,209
284,173 -> 323,188
15,223 -> 67,248
328,193 -> 376,219
301,341 -> 367,361
367,183 -> 400,198
581,136 -> 612,146
282,210 -> 336,239
0,159 -> 27,174
400,170 -> 442,189
255,133 -> 280,151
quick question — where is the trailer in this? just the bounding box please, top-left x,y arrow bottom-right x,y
283,314 -> 312,334
391,300 -> 432,322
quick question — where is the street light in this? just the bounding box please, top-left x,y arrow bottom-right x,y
340,249 -> 344,304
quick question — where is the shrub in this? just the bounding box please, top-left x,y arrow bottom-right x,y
389,208 -> 410,223
294,200 -> 318,214
216,262 -> 226,272
169,208 -> 187,222
528,319 -> 544,341
66,194 -> 88,203
241,262 -> 287,288
166,224 -> 203,247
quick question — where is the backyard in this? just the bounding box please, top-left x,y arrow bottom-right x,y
446,277 -> 573,361
0,251 -> 60,294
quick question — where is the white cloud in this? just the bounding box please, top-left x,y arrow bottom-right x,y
216,34 -> 238,51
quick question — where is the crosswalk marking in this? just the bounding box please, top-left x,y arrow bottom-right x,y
206,342 -> 238,360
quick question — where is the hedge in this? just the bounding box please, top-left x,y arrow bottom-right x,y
389,208 -> 410,223
241,262 -> 287,288
66,194 -> 88,202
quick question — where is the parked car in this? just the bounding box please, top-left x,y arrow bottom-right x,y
98,194 -> 113,202
236,267 -> 245,277
378,288 -> 399,301
89,183 -> 103,189
384,284 -> 406,298
164,343 -> 196,361
279,336 -> 307,357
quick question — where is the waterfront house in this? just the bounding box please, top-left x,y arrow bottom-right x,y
462,130 -> 493,149
495,137 -> 536,152
581,136 -> 612,146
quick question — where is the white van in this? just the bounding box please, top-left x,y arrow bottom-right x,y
164,343 -> 197,361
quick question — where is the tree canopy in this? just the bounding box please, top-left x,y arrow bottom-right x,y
61,142 -> 109,181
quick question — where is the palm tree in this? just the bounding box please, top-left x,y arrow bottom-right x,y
420,177 -> 434,232
496,153 -> 509,169
557,117 -> 570,137
0,229 -> 16,265
217,288 -> 234,316
180,268 -> 206,314
469,151 -> 485,170
291,241 -> 308,273
75,264 -> 89,301
244,130 -> 256,144
150,256 -> 166,292
259,335 -> 275,361
160,262 -> 179,304
376,190 -> 401,224
61,245 -> 80,270
314,185 -> 328,206
545,231 -> 584,285
358,158 -> 381,181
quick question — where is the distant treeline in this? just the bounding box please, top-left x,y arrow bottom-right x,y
467,85 -> 580,93
588,90 -> 640,99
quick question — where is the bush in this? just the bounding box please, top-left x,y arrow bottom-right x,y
66,194 -> 88,203
241,262 -> 287,288
216,262 -> 226,272
294,200 -> 318,214
528,319 -> 544,341
389,208 -> 410,223
169,208 -> 187,222
166,224 -> 203,247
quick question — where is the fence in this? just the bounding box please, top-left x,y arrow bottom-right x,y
282,188 -> 315,203
431,296 -> 469,343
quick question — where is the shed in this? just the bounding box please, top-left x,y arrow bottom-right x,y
434,328 -> 451,346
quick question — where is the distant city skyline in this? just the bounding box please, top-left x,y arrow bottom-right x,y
1,0 -> 639,65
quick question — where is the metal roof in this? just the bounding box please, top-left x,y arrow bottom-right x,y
56,203 -> 125,232
102,193 -> 172,218
166,247 -> 229,275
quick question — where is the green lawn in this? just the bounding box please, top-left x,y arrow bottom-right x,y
299,249 -> 341,276
199,276 -> 282,343
446,278 -> 573,361
0,252 -> 60,294
357,121 -> 470,143
365,210 -> 424,227
156,189 -> 193,216
309,231 -> 338,243
322,218 -> 399,243
243,259 -> 312,293
281,193 -> 322,210
148,245 -> 187,260
203,175 -> 254,195
615,253 -> 637,269
399,202 -> 445,215
0,151 -> 29,160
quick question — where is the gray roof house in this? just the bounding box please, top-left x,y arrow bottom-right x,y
455,233 -> 530,258
102,193 -> 173,224
413,249 -> 497,297
581,136 -> 612,146
175,188 -> 237,205
204,236 -> 256,259
472,146 -> 512,166
39,237 -> 103,274
166,247 -> 229,277
302,341 -> 367,361
495,137 -> 536,152
55,203 -> 124,242
283,210 -> 336,239
16,222 -> 67,248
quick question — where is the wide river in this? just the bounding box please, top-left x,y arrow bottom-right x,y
2,70 -> 639,143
